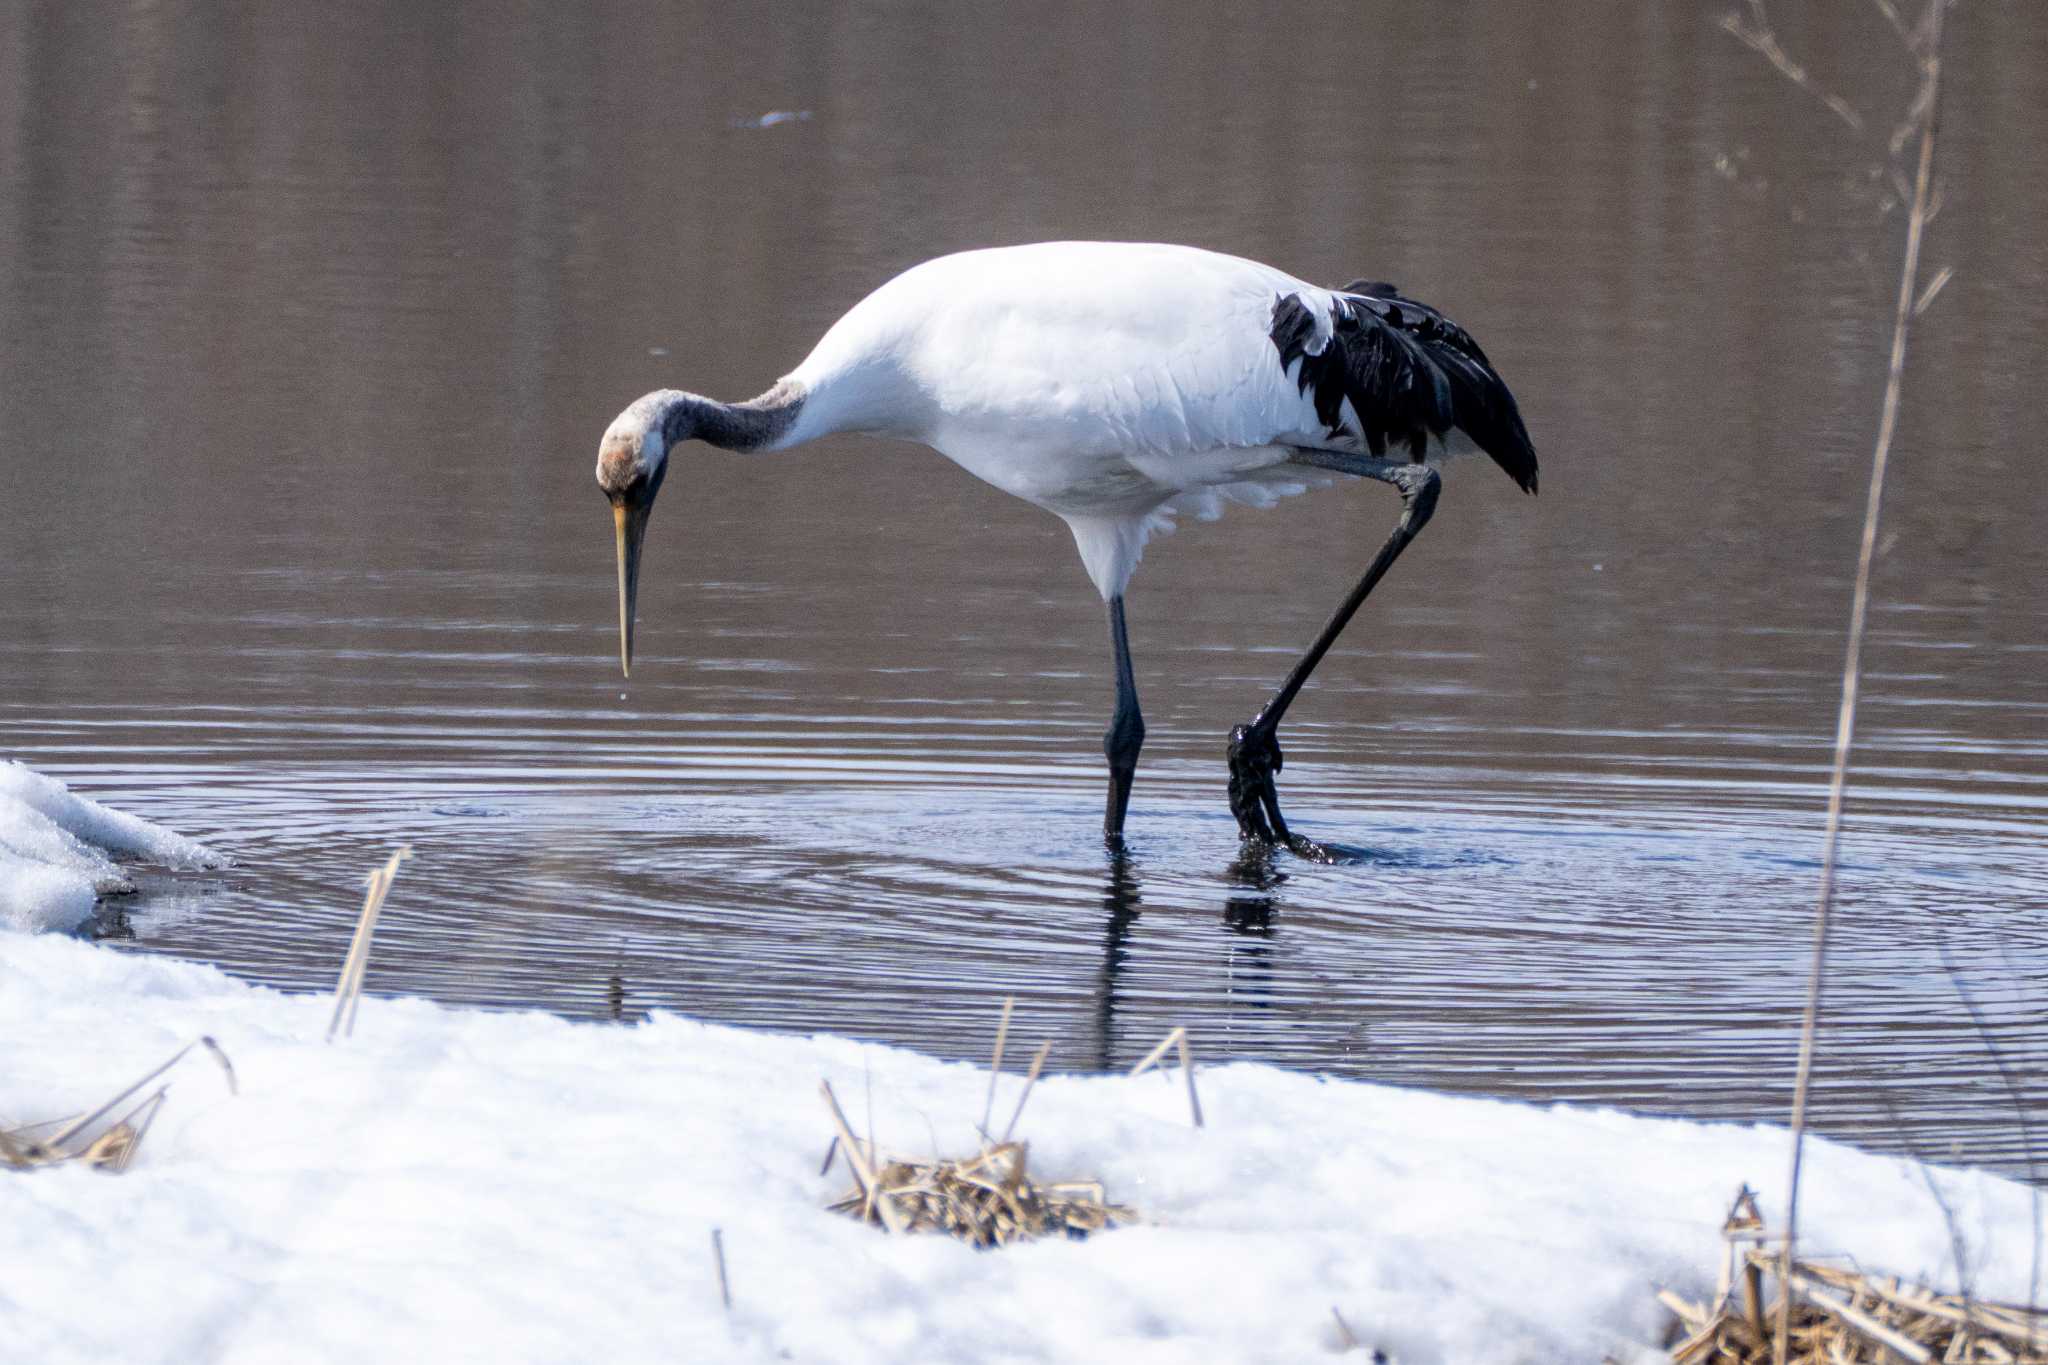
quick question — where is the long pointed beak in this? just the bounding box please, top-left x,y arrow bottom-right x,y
613,496 -> 652,677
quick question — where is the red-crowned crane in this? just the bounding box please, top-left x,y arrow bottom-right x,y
595,241 -> 1537,858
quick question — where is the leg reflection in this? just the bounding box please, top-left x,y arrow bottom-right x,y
1091,845 -> 1142,1071
1092,846 -> 1296,1073
1223,842 -> 1287,934
1221,845 -> 1281,1033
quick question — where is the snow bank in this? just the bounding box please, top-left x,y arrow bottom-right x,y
0,762 -> 225,931
0,934 -> 2036,1365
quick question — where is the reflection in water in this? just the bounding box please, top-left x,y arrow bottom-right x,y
85,903 -> 137,942
2,4 -> 2046,1181
1222,845 -> 1286,935
1219,850 -> 1281,1059
1096,844 -> 1288,1073
1092,846 -> 1143,1072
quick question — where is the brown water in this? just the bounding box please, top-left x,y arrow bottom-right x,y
3,4 -> 2044,1181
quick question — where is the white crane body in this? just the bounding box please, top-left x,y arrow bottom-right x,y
775,242 -> 1460,598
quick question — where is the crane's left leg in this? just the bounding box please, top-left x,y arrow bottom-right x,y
1102,593 -> 1146,843
1228,460 -> 1440,860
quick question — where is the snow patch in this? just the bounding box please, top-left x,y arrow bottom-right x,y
0,932 -> 2038,1365
0,859 -> 99,933
0,762 -> 226,932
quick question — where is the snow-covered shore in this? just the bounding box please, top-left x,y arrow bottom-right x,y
2,928 -> 2039,1365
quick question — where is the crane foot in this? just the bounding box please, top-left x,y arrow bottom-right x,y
1226,723 -> 1335,861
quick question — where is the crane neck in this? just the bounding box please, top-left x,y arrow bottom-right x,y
661,380 -> 806,454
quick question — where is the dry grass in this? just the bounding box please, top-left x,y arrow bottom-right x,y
1654,1189 -> 2048,1364
327,845 -> 411,1041
817,1002 -> 1167,1247
1665,1255 -> 2048,1364
822,1119 -> 1134,1248
1,1036 -> 236,1175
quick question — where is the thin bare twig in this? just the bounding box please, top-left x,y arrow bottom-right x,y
1871,1077 -> 1976,1331
1935,933 -> 2042,1319
819,1079 -> 905,1234
1128,1026 -> 1204,1128
46,1036 -> 237,1150
1775,3 -> 1945,1362
1870,0 -> 1913,44
1991,934 -> 2047,1328
979,996 -> 1014,1138
999,1041 -> 1051,1145
711,1227 -> 732,1311
1912,264 -> 1953,316
1721,2 -> 1866,134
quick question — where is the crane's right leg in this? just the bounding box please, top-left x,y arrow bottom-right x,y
1102,593 -> 1146,843
1227,459 -> 1440,859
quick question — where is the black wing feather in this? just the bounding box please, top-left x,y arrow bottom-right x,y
1269,284 -> 1539,494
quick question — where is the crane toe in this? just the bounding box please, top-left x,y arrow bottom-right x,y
1227,724 -> 1334,860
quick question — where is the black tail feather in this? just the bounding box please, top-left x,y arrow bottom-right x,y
1270,283 -> 1538,495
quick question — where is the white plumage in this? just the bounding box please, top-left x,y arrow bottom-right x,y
596,241 -> 1536,853
779,243 -> 1381,596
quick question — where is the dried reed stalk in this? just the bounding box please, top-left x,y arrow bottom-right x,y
1000,1040 -> 1051,1145
979,995 -> 1014,1138
1,1036 -> 236,1174
1128,1025 -> 1204,1128
327,845 -> 412,1042
1775,6 -> 1946,1360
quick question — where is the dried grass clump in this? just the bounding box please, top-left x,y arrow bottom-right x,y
817,1000 -> 1170,1248
2,1036 -> 236,1175
824,1128 -> 1134,1248
1657,1189 -> 2048,1365
1665,1256 -> 2048,1364
1,1112 -> 152,1172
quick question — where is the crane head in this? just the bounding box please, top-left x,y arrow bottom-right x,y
595,393 -> 680,678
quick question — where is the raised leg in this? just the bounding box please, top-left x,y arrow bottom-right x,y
1102,593 -> 1146,842
1228,460 -> 1441,858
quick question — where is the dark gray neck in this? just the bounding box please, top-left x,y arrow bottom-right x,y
663,380 -> 805,453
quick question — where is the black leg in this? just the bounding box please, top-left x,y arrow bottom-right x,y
1102,593 -> 1146,842
1228,461 -> 1441,858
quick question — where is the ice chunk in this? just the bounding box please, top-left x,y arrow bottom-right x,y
0,762 -> 226,932
0,796 -> 134,894
0,762 -> 224,868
